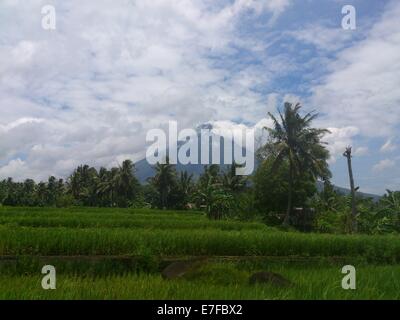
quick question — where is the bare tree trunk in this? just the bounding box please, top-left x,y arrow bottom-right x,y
343,147 -> 357,233
283,160 -> 293,226
161,188 -> 167,210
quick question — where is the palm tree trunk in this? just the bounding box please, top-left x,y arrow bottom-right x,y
161,189 -> 167,209
283,160 -> 293,226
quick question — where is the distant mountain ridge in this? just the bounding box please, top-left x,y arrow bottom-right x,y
135,158 -> 381,200
136,122 -> 253,181
135,157 -> 380,199
316,181 -> 381,202
135,123 -> 381,201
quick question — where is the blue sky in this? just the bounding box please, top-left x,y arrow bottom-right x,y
0,0 -> 399,194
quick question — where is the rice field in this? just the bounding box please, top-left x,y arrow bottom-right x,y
0,206 -> 399,299
1,264 -> 399,300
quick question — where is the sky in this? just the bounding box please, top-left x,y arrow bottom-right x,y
0,0 -> 399,195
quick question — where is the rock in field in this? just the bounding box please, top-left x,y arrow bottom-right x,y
248,271 -> 293,287
161,258 -> 207,280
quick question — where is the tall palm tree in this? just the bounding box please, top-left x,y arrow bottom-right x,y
96,167 -> 112,206
0,180 -> 8,205
116,160 -> 140,207
95,167 -> 119,207
36,182 -> 47,207
22,179 -> 36,206
47,176 -> 57,206
108,167 -> 120,207
264,102 -> 331,226
151,157 -> 177,209
68,165 -> 98,205
68,170 -> 81,199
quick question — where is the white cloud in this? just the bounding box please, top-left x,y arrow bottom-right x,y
0,159 -> 28,180
380,138 -> 397,153
282,94 -> 301,105
354,146 -> 369,156
373,159 -> 396,172
288,24 -> 357,52
311,1 -> 400,138
0,0 -> 292,181
0,0 -> 398,195
210,117 -> 275,152
323,126 -> 359,163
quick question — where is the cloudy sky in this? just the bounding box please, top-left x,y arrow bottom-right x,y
0,0 -> 399,194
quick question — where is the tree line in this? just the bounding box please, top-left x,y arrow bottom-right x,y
0,160 -> 246,219
1,102 -> 399,233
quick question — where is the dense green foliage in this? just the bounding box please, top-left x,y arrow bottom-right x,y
0,103 -> 398,233
261,102 -> 331,225
253,157 -> 316,215
0,160 -> 141,208
310,183 -> 400,234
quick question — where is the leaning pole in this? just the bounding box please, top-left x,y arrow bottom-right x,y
343,146 -> 357,233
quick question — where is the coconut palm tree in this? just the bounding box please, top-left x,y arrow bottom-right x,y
68,170 -> 81,200
47,176 -> 57,206
96,167 -> 112,206
151,157 -> 177,209
116,160 -> 140,207
36,182 -> 47,207
108,167 -> 120,207
264,102 -> 331,226
0,180 -> 8,205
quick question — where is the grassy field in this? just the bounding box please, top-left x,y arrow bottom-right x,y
1,265 -> 399,300
0,206 -> 399,299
